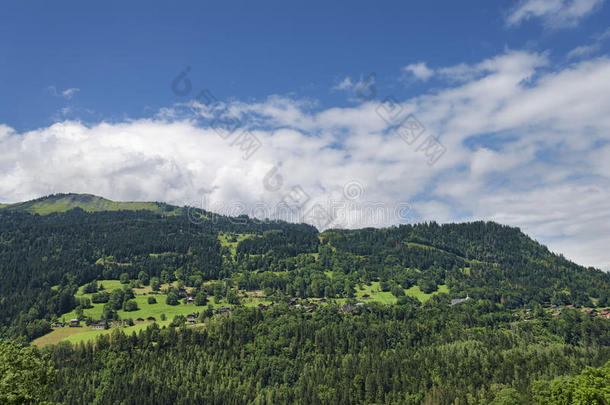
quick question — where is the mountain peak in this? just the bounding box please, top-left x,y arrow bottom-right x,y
0,193 -> 181,215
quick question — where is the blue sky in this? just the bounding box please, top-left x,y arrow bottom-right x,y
2,0 -> 608,130
1,0 -> 610,269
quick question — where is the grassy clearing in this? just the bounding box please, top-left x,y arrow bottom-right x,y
42,278 -> 218,346
32,326 -> 90,347
354,281 -> 448,304
76,279 -> 122,295
63,293 -> 206,322
116,295 -> 201,320
218,233 -> 256,255
149,252 -> 177,258
241,290 -> 273,308
61,320 -> 173,345
355,282 -> 397,304
36,275 -> 449,347
405,284 -> 448,301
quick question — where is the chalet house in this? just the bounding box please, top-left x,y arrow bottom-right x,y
551,312 -> 561,316
450,294 -> 470,306
186,314 -> 196,321
339,304 -> 356,313
186,296 -> 194,304
69,319 -> 80,327
92,321 -> 105,330
218,306 -> 232,316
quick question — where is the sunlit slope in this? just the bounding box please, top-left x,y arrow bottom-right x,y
0,193 -> 182,215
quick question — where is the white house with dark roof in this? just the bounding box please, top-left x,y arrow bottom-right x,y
450,294 -> 470,306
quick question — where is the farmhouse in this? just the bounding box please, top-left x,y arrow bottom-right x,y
450,294 -> 470,306
69,319 -> 80,327
92,321 -> 105,330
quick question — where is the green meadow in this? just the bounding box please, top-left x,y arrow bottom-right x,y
35,280 -> 214,347
34,276 -> 448,347
218,232 -> 257,255
354,281 -> 448,304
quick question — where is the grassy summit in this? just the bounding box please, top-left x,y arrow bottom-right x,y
0,193 -> 182,215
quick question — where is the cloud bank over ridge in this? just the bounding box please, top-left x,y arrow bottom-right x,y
2,50 -> 610,270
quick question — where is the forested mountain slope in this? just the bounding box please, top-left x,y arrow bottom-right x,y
0,194 -> 609,404
0,193 -> 608,339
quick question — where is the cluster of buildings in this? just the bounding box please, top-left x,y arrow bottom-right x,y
578,307 -> 610,318
513,305 -> 610,319
257,298 -> 319,313
52,317 -> 158,330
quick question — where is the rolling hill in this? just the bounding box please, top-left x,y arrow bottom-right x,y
0,193 -> 182,215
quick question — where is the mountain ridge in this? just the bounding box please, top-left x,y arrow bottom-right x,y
0,193 -> 182,215
0,193 -> 604,273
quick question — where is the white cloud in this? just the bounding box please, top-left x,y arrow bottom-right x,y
566,27 -> 610,59
507,0 -> 605,28
4,50 -> 610,270
330,74 -> 377,103
61,88 -> 80,99
47,86 -> 80,99
332,77 -> 354,91
402,62 -> 434,81
567,44 -> 600,59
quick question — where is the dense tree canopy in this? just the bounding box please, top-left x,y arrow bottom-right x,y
42,303 -> 609,404
0,200 -> 609,403
0,340 -> 56,404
